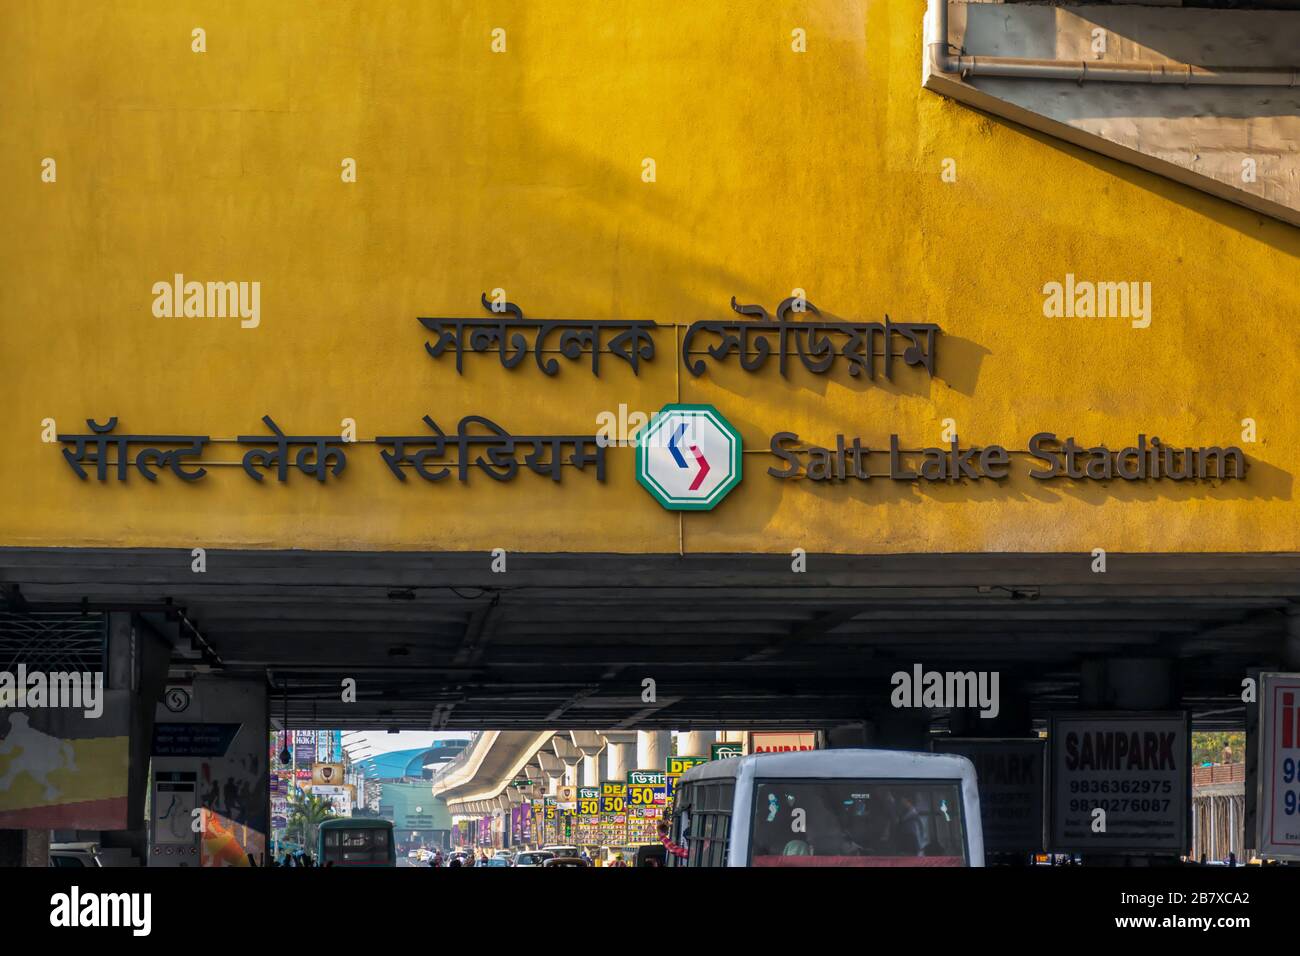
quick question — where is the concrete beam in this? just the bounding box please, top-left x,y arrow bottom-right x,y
571,731 -> 606,756
923,0 -> 1300,227
551,736 -> 582,767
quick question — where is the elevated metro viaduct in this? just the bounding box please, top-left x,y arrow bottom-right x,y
4,548 -> 1297,735
6,547 -> 1295,865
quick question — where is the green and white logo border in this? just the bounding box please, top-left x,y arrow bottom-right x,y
634,403 -> 743,511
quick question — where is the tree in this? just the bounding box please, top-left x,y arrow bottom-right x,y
1191,732 -> 1244,766
286,792 -> 338,849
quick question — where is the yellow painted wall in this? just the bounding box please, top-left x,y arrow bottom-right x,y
2,0 -> 1297,554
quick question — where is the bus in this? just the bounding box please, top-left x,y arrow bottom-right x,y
317,818 -> 397,867
667,749 -> 984,867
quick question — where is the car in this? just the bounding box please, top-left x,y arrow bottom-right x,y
407,848 -> 420,859
483,856 -> 512,867
542,856 -> 588,868
49,842 -> 104,868
512,850 -> 554,867
541,844 -> 580,857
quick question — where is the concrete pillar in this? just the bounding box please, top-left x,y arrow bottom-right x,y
0,829 -> 49,867
605,743 -> 627,779
637,730 -> 670,769
827,710 -> 930,751
536,750 -> 564,795
822,722 -> 871,749
582,752 -> 605,787
1079,657 -> 1176,710
871,710 -> 935,750
552,736 -> 583,783
949,678 -> 1034,737
600,731 -> 637,780
679,731 -> 714,757
570,731 -> 606,787
1284,609 -> 1300,669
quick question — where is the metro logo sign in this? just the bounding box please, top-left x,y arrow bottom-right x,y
635,404 -> 742,511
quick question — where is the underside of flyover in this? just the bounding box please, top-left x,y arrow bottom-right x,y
2,548 -> 1297,732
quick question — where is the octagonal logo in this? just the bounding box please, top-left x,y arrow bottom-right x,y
635,404 -> 743,511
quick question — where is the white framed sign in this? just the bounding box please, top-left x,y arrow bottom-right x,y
1257,672 -> 1300,859
1048,711 -> 1189,854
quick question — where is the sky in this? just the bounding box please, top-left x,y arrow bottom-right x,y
340,731 -> 469,762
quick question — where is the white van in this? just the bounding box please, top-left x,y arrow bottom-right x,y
668,749 -> 984,867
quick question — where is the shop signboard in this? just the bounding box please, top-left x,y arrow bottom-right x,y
1257,673 -> 1300,859
665,755 -> 708,811
932,737 -> 1045,853
1048,712 -> 1190,854
627,769 -> 666,809
749,731 -> 816,753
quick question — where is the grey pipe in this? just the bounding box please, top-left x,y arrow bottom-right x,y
929,0 -> 1299,88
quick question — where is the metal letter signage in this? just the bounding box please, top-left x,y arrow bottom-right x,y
682,296 -> 939,381
56,294 -> 1250,504
635,404 -> 743,511
416,293 -> 939,384
418,293 -> 656,376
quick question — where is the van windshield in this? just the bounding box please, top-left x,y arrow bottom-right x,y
749,778 -> 967,867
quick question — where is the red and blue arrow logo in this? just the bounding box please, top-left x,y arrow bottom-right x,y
636,404 -> 742,512
668,423 -> 710,491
